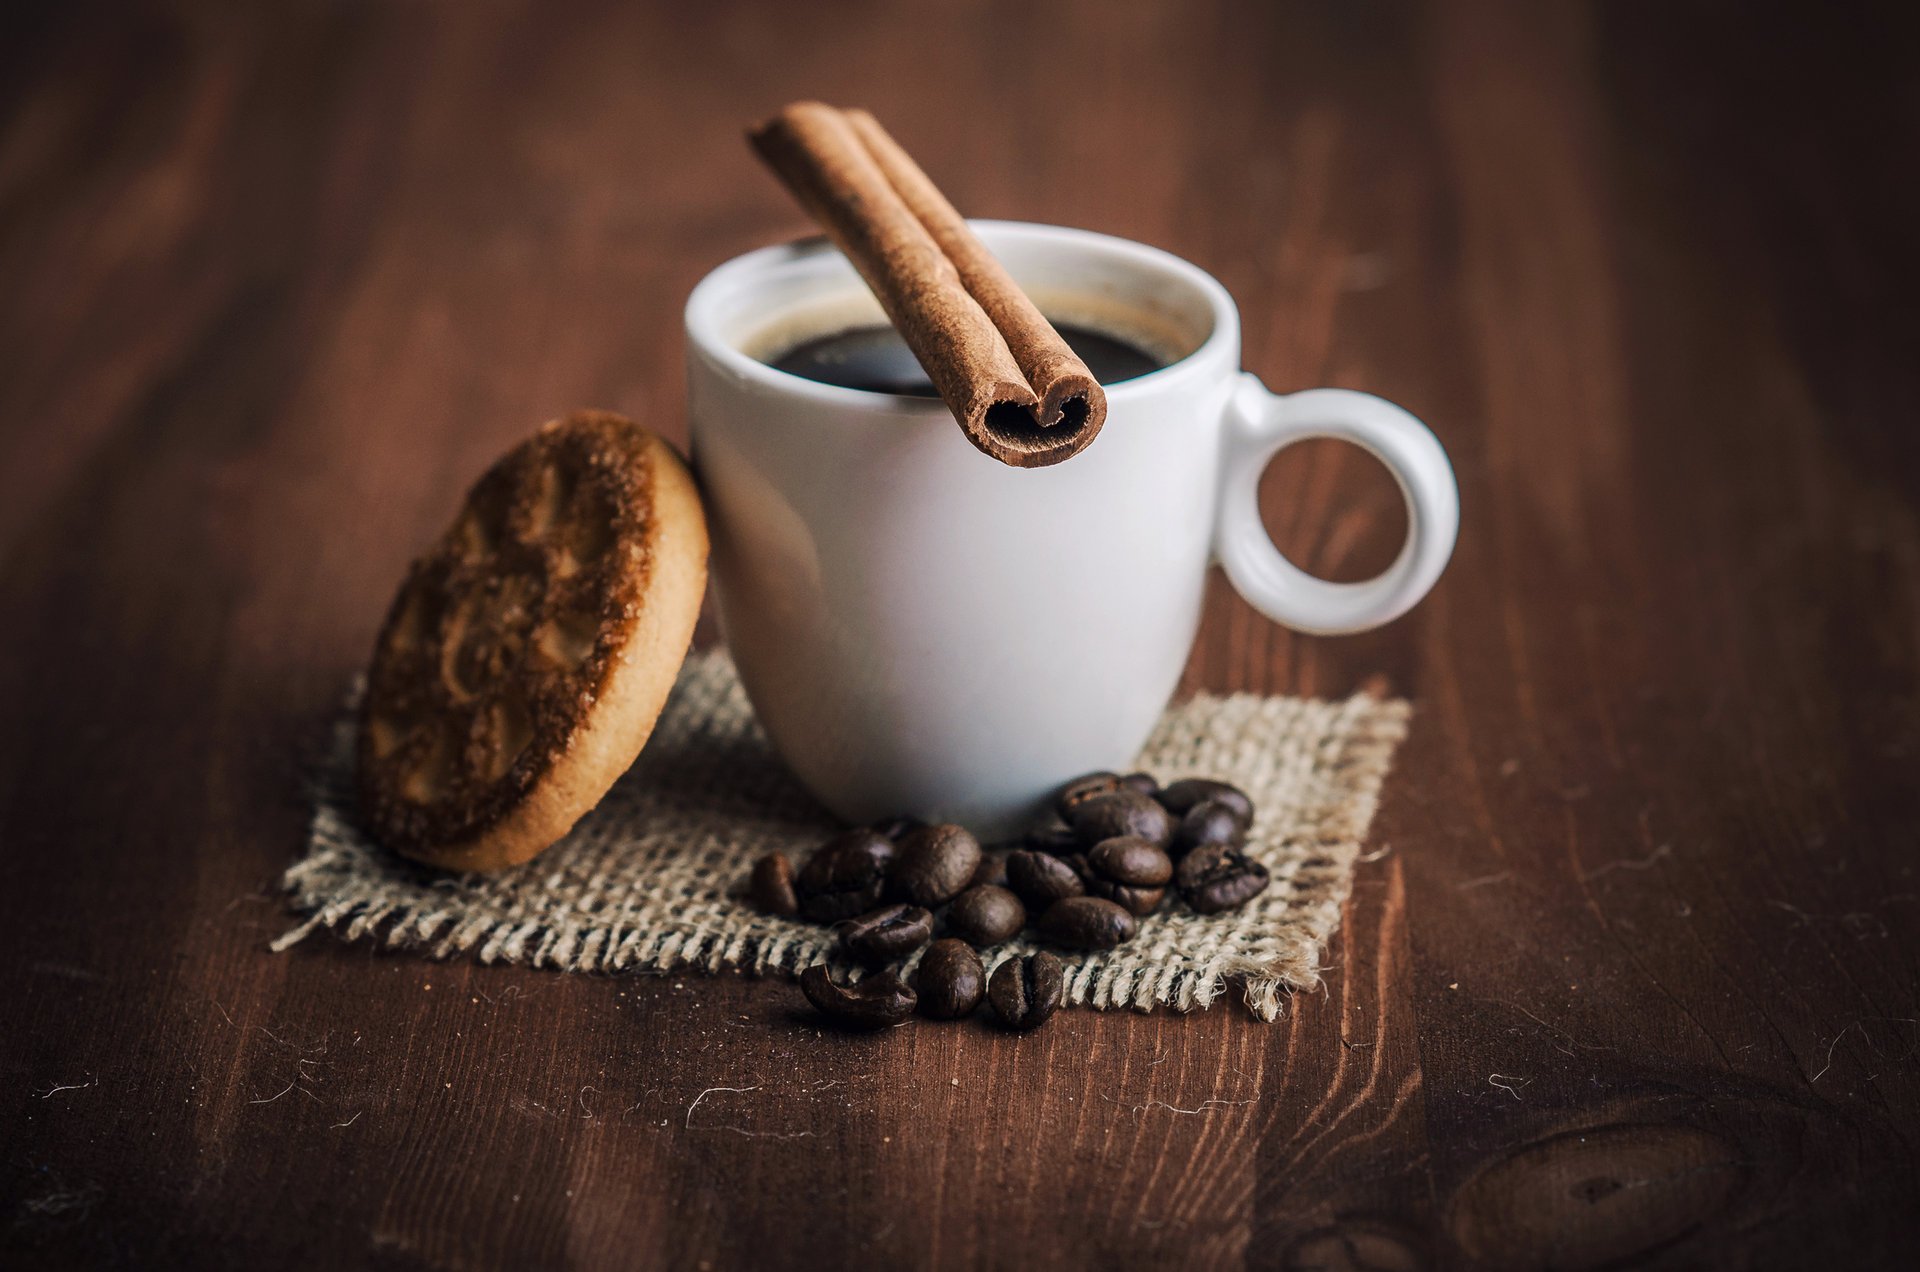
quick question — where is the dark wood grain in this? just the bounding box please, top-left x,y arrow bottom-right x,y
4,1 -> 1918,1267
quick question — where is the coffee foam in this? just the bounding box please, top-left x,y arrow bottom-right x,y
1022,287 -> 1202,368
737,290 -> 888,365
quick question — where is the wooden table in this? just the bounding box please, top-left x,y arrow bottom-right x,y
5,2 -> 1916,1267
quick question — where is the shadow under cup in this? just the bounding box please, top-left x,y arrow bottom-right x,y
684,220 -> 1242,835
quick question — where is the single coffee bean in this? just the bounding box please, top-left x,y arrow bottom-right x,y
1054,771 -> 1122,819
1158,778 -> 1254,826
1024,821 -> 1081,855
1171,800 -> 1247,857
795,830 -> 891,922
1006,849 -> 1086,909
1069,789 -> 1173,848
969,850 -> 1010,890
889,823 -> 983,906
834,904 -> 934,968
1085,879 -> 1166,916
914,939 -> 985,1019
1036,896 -> 1137,950
988,952 -> 1064,1030
1074,842 -> 1161,915
1088,836 -> 1173,886
800,964 -> 917,1029
748,852 -> 799,916
1177,844 -> 1271,914
947,885 -> 1027,947
1120,771 -> 1161,798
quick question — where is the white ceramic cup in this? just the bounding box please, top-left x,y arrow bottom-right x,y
686,221 -> 1458,834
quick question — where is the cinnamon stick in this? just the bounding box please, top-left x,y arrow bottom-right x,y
749,102 -> 1107,468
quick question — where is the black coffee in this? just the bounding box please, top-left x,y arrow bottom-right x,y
769,321 -> 1165,395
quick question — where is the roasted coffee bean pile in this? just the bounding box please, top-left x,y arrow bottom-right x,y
749,772 -> 1270,1031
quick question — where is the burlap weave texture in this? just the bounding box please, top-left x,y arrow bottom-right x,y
277,651 -> 1408,1020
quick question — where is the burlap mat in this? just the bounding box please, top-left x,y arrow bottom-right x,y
275,651 -> 1408,1020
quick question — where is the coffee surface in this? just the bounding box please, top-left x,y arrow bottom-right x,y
768,321 -> 1165,395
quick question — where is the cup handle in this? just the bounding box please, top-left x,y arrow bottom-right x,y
1215,374 -> 1459,635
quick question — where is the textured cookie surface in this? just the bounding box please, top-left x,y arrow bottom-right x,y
357,410 -> 708,871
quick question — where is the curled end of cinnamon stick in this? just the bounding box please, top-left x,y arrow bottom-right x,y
750,102 -> 1109,469
971,367 -> 1106,468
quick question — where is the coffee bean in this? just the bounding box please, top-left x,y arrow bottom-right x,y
1006,849 -> 1085,909
1054,771 -> 1122,819
1068,789 -> 1173,848
1171,800 -> 1247,857
947,885 -> 1026,947
799,964 -> 916,1029
914,939 -> 985,1019
1120,771 -> 1161,798
889,823 -> 982,906
1075,845 -> 1159,918
1074,840 -> 1165,916
834,904 -> 933,968
1024,821 -> 1081,855
1177,844 -> 1271,914
1158,778 -> 1254,826
795,830 -> 891,922
1088,836 -> 1173,886
1084,880 -> 1166,916
988,952 -> 1064,1030
969,851 -> 1009,890
748,853 -> 798,916
1036,896 -> 1137,949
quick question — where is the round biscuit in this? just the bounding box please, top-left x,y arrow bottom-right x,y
356,410 -> 708,871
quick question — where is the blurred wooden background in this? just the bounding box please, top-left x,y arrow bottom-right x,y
3,1 -> 1917,1267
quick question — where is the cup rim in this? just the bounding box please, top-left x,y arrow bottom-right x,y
683,220 -> 1240,415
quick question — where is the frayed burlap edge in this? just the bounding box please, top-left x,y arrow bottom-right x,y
275,652 -> 1408,1021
